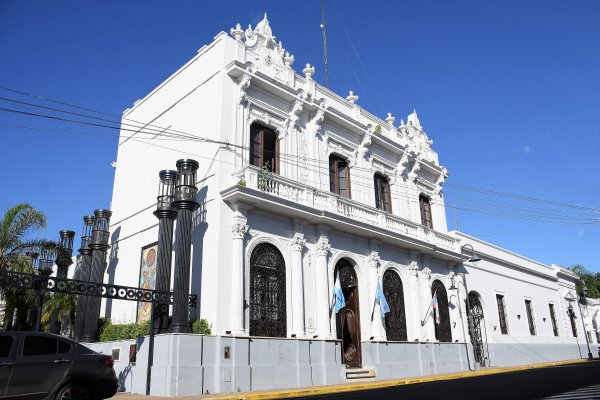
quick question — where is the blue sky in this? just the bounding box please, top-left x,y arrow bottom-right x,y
1,1 -> 598,272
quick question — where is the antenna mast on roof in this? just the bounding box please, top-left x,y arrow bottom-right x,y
320,0 -> 329,87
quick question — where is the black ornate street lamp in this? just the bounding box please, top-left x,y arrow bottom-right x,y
153,169 -> 178,334
25,252 -> 39,328
35,248 -> 56,332
169,159 -> 199,334
56,230 -> 75,279
577,285 -> 593,359
81,209 -> 112,343
74,215 -> 95,341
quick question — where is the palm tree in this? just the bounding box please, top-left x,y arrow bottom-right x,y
0,204 -> 52,270
569,264 -> 600,301
41,293 -> 76,335
0,204 -> 58,330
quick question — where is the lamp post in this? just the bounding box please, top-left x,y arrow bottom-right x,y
74,215 -> 95,341
153,169 -> 178,334
577,285 -> 593,359
81,209 -> 112,343
25,252 -> 39,328
35,248 -> 56,332
454,243 -> 482,371
169,159 -> 199,334
56,230 -> 75,279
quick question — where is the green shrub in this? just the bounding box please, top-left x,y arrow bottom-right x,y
99,319 -> 151,342
190,318 -> 211,335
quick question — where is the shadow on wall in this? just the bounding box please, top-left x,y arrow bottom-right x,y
190,186 -> 209,320
105,226 -> 121,318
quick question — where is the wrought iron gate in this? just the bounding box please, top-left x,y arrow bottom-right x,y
468,291 -> 487,367
432,280 -> 452,342
249,243 -> 287,337
383,270 -> 407,341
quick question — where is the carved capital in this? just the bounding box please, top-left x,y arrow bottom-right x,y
420,267 -> 432,280
315,239 -> 331,256
291,233 -> 306,251
408,260 -> 419,277
232,222 -> 249,239
368,251 -> 380,268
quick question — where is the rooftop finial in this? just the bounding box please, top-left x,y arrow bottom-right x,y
407,109 -> 421,128
346,90 -> 359,104
255,12 -> 273,39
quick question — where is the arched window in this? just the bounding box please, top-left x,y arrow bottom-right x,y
249,243 -> 286,337
334,258 -> 362,368
383,270 -> 407,341
431,280 -> 452,342
250,123 -> 279,173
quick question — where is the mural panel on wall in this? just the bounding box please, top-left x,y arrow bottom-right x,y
137,242 -> 158,322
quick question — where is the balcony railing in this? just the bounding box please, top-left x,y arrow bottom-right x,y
235,166 -> 458,252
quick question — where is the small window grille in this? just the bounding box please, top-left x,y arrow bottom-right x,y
496,294 -> 508,334
525,300 -> 536,336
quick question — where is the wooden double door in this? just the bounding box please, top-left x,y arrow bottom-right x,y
335,259 -> 361,368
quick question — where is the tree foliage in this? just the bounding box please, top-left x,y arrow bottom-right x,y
569,264 -> 600,301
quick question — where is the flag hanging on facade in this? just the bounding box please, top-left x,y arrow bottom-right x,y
334,271 -> 345,313
431,290 -> 440,325
376,280 -> 390,319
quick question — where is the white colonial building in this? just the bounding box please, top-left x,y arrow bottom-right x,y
94,15 -> 599,396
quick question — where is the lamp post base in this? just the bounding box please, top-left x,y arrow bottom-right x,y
168,323 -> 191,334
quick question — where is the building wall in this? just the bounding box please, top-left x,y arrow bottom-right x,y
97,16 -> 598,396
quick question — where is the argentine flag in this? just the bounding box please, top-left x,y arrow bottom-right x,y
334,271 -> 345,313
376,280 -> 390,319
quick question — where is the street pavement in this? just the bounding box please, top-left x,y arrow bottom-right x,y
297,361 -> 600,400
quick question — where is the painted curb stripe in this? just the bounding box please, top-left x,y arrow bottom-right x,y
209,359 -> 590,400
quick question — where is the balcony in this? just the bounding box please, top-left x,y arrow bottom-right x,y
220,166 -> 460,257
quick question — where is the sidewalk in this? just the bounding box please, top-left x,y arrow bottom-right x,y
112,359 -> 589,400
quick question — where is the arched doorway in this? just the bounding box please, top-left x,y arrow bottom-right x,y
431,280 -> 452,342
468,291 -> 487,366
334,258 -> 361,368
383,270 -> 407,341
249,243 -> 286,337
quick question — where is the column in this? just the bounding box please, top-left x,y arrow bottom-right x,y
230,219 -> 248,335
314,235 -> 331,338
407,260 -> 420,340
368,251 -> 385,341
419,266 -> 436,340
153,211 -> 177,333
291,233 -> 306,337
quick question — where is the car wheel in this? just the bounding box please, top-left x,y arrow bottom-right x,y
55,382 -> 90,400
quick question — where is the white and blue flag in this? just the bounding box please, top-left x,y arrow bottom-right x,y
376,280 -> 390,319
334,271 -> 346,313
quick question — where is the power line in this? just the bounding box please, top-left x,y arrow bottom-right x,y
2,88 -> 599,225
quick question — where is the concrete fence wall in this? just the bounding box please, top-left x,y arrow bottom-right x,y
87,334 -> 598,396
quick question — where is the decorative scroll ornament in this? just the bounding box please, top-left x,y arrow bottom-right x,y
290,98 -> 303,124
232,222 -> 249,239
238,73 -> 252,104
434,167 -> 448,195
407,155 -> 422,181
291,234 -> 306,251
368,251 -> 380,268
420,267 -> 432,280
315,239 -> 331,256
306,107 -> 326,137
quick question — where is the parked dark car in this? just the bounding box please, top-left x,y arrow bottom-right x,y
0,332 -> 117,400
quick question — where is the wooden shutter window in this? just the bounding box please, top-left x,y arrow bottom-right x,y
419,195 -> 433,229
249,123 -> 278,173
374,174 -> 392,213
329,155 -> 351,198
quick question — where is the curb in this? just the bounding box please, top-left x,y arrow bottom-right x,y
209,359 -> 590,400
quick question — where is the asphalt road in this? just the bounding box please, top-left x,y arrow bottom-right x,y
295,361 -> 600,400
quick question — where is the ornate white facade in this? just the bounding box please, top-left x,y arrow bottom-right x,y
100,15 -> 598,395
